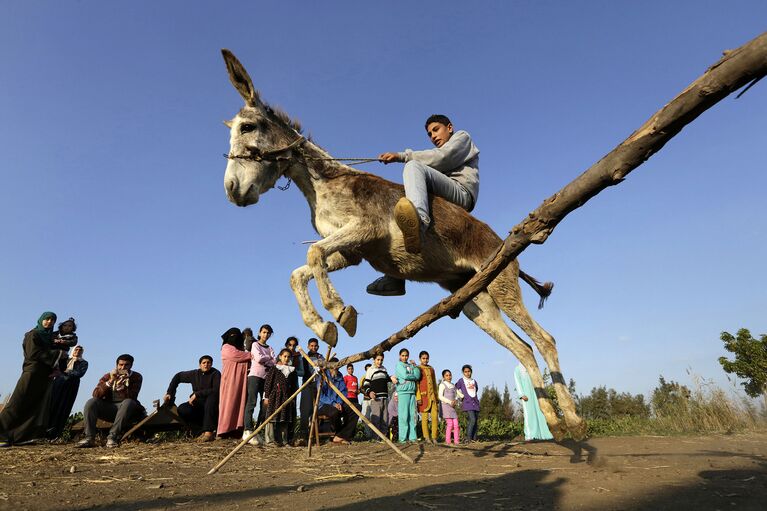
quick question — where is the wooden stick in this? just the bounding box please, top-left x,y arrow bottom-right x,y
307,345 -> 332,456
297,348 -> 414,464
335,31 -> 767,369
208,372 -> 317,475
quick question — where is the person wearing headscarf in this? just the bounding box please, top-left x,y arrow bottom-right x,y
48,343 -> 89,439
217,327 -> 251,437
0,311 -> 63,446
513,363 -> 553,441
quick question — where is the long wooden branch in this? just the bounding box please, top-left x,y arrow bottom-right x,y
336,31 -> 767,368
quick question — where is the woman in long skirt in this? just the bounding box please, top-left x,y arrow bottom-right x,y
0,312 -> 61,446
513,363 -> 553,441
217,328 -> 250,437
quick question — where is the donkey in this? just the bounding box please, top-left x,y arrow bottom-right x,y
221,49 -> 585,440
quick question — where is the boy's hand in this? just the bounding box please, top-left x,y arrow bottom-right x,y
378,152 -> 400,164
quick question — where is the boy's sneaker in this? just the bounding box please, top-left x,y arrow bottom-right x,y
76,437 -> 95,448
106,436 -> 119,448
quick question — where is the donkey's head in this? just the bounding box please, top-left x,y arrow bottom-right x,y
222,49 -> 302,207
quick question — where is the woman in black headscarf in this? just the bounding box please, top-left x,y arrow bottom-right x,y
0,311 -> 64,446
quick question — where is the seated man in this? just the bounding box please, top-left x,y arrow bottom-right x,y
163,355 -> 221,442
371,114 -> 480,296
77,354 -> 145,448
317,358 -> 358,444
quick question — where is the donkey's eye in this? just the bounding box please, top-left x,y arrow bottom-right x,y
240,123 -> 257,134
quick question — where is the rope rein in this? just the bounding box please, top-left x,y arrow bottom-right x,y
224,136 -> 380,191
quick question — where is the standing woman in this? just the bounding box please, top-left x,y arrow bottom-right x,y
48,344 -> 89,439
0,312 -> 61,446
217,327 -> 250,438
513,363 -> 553,441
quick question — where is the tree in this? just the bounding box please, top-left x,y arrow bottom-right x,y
502,383 -> 515,420
479,385 -> 504,420
652,376 -> 691,417
719,328 -> 767,409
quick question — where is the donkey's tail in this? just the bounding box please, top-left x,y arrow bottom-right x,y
519,270 -> 554,310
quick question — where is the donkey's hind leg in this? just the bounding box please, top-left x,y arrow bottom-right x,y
462,291 -> 567,441
290,251 -> 360,346
489,269 -> 587,440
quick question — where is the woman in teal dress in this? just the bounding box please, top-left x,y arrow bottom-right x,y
513,363 -> 553,441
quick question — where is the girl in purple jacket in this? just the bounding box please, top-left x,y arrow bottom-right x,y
454,364 -> 480,442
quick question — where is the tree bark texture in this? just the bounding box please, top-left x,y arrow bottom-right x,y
335,31 -> 767,369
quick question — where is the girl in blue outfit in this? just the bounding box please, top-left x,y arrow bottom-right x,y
394,349 -> 420,443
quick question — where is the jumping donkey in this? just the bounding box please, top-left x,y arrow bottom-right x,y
221,50 -> 586,440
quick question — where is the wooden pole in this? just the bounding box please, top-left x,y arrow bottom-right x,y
208,372 -> 318,475
306,345 -> 332,456
335,31 -> 767,369
297,348 -> 414,464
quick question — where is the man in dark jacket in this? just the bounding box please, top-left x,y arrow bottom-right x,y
163,355 -> 220,442
77,354 -> 145,448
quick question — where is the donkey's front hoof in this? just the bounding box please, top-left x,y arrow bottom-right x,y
338,305 -> 358,337
321,322 -> 338,347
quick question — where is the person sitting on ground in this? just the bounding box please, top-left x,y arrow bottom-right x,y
48,344 -> 89,440
369,114 -> 480,296
77,354 -> 146,448
163,355 -> 221,442
0,311 -> 62,447
317,358 -> 358,444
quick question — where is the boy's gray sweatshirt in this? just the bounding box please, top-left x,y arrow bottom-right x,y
398,130 -> 479,210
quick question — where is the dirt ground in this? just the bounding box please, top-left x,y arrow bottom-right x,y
1,433 -> 766,510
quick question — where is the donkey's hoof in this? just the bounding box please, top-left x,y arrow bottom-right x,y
568,418 -> 588,441
338,305 -> 358,337
549,421 -> 567,443
321,322 -> 338,347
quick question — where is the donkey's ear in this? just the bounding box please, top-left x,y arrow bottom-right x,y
221,49 -> 259,107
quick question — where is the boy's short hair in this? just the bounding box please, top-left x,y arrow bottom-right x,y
425,114 -> 451,129
364,363 -> 372,369
462,364 -> 472,372
199,355 -> 213,364
399,348 -> 409,356
419,351 -> 429,358
116,354 -> 134,365
346,363 -> 354,369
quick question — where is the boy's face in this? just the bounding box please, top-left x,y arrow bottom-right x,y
373,356 -> 383,367
346,366 -> 354,375
199,358 -> 212,372
420,353 -> 429,365
426,122 -> 453,148
308,340 -> 319,353
399,351 -> 409,362
463,368 -> 472,378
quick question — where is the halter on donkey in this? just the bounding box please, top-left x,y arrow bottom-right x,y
221,49 -> 585,440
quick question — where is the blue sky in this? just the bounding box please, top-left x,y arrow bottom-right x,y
1,1 -> 765,413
